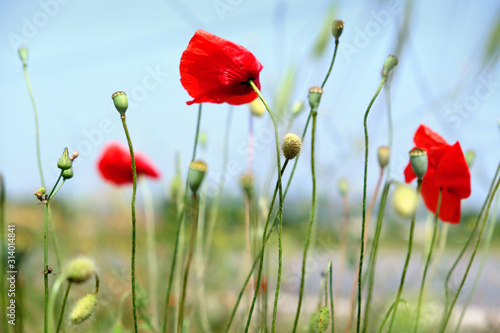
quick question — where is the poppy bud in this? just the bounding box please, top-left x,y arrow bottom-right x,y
249,98 -> 266,117
377,146 -> 390,169
465,149 -> 475,167
18,47 -> 28,65
308,86 -> 324,111
239,172 -> 254,198
393,183 -> 418,218
64,257 -> 95,284
331,19 -> 344,40
71,151 -> 79,161
382,55 -> 398,76
34,187 -> 46,200
282,133 -> 302,160
57,147 -> 72,170
112,91 -> 128,116
314,306 -> 331,333
409,148 -> 428,180
70,293 -> 97,325
62,167 -> 74,180
337,178 -> 349,197
188,160 -> 208,194
291,101 -> 305,117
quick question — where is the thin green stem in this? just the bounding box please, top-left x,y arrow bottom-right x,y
292,110 -> 318,333
48,179 -> 66,202
120,116 -> 138,333
47,173 -> 63,200
356,76 -> 386,333
414,189 -> 442,332
56,281 -> 72,333
384,75 -> 393,177
329,262 -> 334,333
162,104 -> 203,333
22,63 -> 45,187
321,40 -> 339,89
44,203 -> 50,333
47,275 -> 65,333
440,172 -> 500,332
377,299 -> 408,333
177,192 -> 199,333
387,180 -> 422,333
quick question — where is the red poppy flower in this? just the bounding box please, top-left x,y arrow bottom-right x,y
404,125 -> 471,223
97,141 -> 160,186
180,29 -> 263,105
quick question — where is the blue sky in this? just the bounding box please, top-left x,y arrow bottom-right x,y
1,0 -> 500,212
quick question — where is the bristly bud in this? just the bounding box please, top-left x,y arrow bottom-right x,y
64,257 -> 95,284
382,54 -> 398,76
465,149 -> 475,167
34,187 -> 46,200
70,151 -> 79,161
393,183 -> 418,218
291,101 -> 305,117
314,306 -> 331,333
337,178 -> 349,197
377,146 -> 390,169
409,148 -> 428,180
308,86 -> 324,111
188,160 -> 208,194
282,133 -> 302,160
57,147 -> 72,170
239,172 -> 254,198
62,167 -> 74,180
331,20 -> 344,40
70,293 -> 97,325
18,47 -> 28,65
112,91 -> 128,116
249,98 -> 266,117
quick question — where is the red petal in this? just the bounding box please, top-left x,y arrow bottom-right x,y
97,142 -> 160,186
414,124 -> 449,149
434,142 -> 471,199
420,169 -> 461,223
404,161 -> 417,183
180,30 -> 263,105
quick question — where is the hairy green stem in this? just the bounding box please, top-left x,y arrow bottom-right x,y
356,76 -> 386,333
44,203 -> 49,333
56,282 -> 72,333
329,262 -> 335,333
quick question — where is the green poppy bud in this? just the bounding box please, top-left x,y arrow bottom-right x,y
393,183 -> 418,218
70,294 -> 97,325
314,306 -> 331,333
377,146 -> 390,169
249,97 -> 266,117
239,172 -> 254,198
18,47 -> 28,65
331,19 -> 344,40
282,133 -> 302,160
291,101 -> 305,117
64,257 -> 95,284
62,167 -> 74,180
382,54 -> 398,76
409,148 -> 428,180
34,187 -> 46,200
308,86 -> 324,111
465,149 -> 475,167
188,160 -> 208,194
57,147 -> 72,170
112,91 -> 128,116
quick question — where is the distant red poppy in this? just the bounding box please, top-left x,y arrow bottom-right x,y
180,29 -> 263,105
404,125 -> 471,223
97,141 -> 160,185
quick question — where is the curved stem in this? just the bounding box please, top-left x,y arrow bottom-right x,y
47,274 -> 65,333
177,192 -> 199,333
356,76 -> 386,333
414,189 -> 442,332
56,281 -> 72,333
292,110 -> 318,333
120,116 -> 138,333
377,299 -> 408,333
321,40 -> 339,89
44,203 -> 49,333
329,262 -> 335,333
387,180 -> 422,333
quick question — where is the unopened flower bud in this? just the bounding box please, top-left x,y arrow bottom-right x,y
393,184 -> 418,218
291,101 -> 305,117
377,146 -> 390,169
18,47 -> 28,65
249,98 -> 266,117
331,19 -> 344,40
70,293 -> 97,325
308,86 -> 324,111
62,167 -> 74,180
112,91 -> 128,116
239,172 -> 254,198
409,148 -> 428,180
34,187 -> 46,200
338,178 -> 349,197
382,55 -> 398,76
282,133 -> 302,160
57,147 -> 72,170
314,306 -> 331,333
71,151 -> 79,161
465,150 -> 475,167
65,257 -> 95,283
188,160 -> 208,194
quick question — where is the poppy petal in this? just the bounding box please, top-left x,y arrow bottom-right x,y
420,170 -> 461,223
434,142 -> 471,199
414,124 -> 449,149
